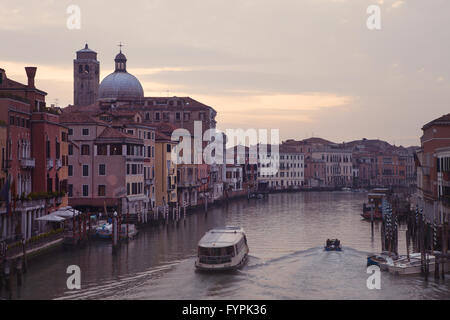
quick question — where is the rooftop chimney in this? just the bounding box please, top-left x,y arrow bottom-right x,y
25,67 -> 37,88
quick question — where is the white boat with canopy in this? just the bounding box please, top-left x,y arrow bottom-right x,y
195,226 -> 249,271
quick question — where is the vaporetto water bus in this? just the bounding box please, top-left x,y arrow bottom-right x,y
195,226 -> 249,271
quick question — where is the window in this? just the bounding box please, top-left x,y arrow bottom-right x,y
82,128 -> 89,136
68,128 -> 73,135
81,144 -> 90,155
166,144 -> 171,152
46,140 -> 51,158
110,144 -> 122,155
98,185 -> 106,196
127,183 -> 130,195
68,184 -> 73,197
82,164 -> 89,177
82,185 -> 89,197
176,112 -> 181,121
68,144 -> 73,156
99,164 -> 106,176
97,144 -> 107,155
68,165 -> 73,176
183,113 -> 190,121
155,112 -> 160,121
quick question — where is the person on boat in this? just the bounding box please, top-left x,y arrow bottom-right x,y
326,239 -> 331,247
335,239 -> 340,247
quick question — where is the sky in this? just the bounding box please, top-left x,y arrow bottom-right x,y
1,0 -> 449,147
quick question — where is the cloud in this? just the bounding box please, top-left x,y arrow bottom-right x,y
392,1 -> 405,8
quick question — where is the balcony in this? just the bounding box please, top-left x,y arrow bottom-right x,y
55,159 -> 62,169
178,180 -> 199,188
20,158 -> 35,169
46,159 -> 53,169
145,178 -> 153,186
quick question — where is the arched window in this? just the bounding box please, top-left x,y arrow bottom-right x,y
79,65 -> 83,73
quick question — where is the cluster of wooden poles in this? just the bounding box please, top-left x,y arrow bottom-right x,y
380,203 -> 449,280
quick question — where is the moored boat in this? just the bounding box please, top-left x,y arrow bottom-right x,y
388,253 -> 450,275
195,226 -> 249,271
361,189 -> 389,220
95,221 -> 112,239
95,222 -> 138,240
367,252 -> 401,271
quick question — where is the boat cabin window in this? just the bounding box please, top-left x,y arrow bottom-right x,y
198,246 -> 235,257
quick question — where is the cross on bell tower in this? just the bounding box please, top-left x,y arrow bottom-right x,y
118,42 -> 124,53
114,42 -> 127,72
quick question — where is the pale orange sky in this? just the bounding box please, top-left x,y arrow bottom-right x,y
1,0 -> 450,146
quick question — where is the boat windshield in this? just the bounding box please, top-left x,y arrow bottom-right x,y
198,246 -> 235,257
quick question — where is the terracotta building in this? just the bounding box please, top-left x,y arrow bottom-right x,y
60,111 -> 147,217
416,114 -> 450,224
69,45 -> 220,209
0,67 -> 68,242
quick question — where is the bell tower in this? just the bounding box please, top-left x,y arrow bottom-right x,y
73,44 -> 100,106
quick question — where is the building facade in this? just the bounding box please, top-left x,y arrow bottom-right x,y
0,67 -> 68,242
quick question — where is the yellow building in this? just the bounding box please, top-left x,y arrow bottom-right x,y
155,132 -> 177,208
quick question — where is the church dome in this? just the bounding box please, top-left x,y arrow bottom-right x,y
98,49 -> 144,101
98,72 -> 144,100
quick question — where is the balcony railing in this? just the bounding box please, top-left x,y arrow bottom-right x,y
46,158 -> 53,169
20,158 -> 35,169
55,159 -> 62,169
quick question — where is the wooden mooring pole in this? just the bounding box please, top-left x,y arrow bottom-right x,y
112,213 -> 119,255
15,258 -> 22,286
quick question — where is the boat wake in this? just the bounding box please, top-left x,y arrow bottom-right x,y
55,261 -> 182,300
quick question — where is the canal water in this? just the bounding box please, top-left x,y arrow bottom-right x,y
2,192 -> 450,300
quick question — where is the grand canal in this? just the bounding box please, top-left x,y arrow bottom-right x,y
2,192 -> 450,300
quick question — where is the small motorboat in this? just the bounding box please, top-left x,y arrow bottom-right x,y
324,239 -> 342,251
388,253 -> 450,275
95,222 -> 112,239
367,252 -> 400,271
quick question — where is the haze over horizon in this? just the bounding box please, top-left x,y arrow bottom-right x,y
1,0 -> 449,147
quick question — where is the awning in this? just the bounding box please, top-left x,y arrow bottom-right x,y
52,207 -> 82,218
35,214 -> 66,222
